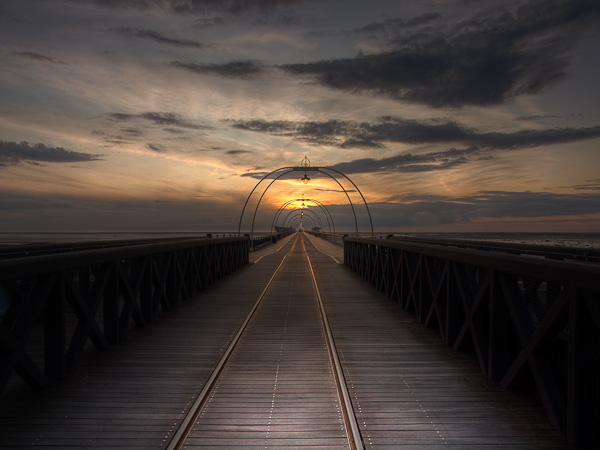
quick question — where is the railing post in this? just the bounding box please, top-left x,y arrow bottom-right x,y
44,272 -> 66,379
568,288 -> 600,447
487,269 -> 513,382
104,262 -> 120,345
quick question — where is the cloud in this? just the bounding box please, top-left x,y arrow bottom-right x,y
329,147 -> 482,174
111,27 -> 206,48
0,140 -> 101,167
87,0 -> 305,14
226,150 -> 252,155
230,117 -> 600,150
371,190 -> 600,227
239,146 -> 482,178
146,143 -> 167,152
11,51 -> 66,64
571,179 -> 600,191
282,0 -> 600,107
107,112 -> 210,130
120,127 -> 143,137
169,60 -> 266,79
355,12 -> 442,34
0,190 -> 242,232
253,15 -> 301,26
193,17 -> 225,28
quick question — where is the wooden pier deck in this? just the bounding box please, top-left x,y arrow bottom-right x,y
0,233 -> 569,449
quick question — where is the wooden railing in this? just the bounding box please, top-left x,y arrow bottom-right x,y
249,231 -> 294,251
0,237 -> 249,395
344,237 -> 600,448
310,232 -> 345,246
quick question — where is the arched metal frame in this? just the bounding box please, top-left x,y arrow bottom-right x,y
270,198 -> 335,236
289,214 -> 315,230
282,208 -> 323,231
238,162 -> 374,239
281,207 -> 325,233
320,167 -> 374,236
290,216 -> 315,228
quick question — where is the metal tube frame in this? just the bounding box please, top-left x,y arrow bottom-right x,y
271,199 -> 335,236
238,164 -> 374,238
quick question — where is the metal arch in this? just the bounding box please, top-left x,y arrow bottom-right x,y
272,200 -> 330,235
319,167 -> 374,237
239,166 -> 355,237
238,160 -> 374,237
306,199 -> 335,234
284,209 -> 321,230
289,214 -> 315,230
285,210 -> 317,230
271,199 -> 335,236
294,216 -> 315,229
249,169 -> 295,239
237,166 -> 295,235
312,170 -> 359,236
282,208 -> 323,231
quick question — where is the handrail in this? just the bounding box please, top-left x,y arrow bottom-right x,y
0,237 -> 250,395
347,237 -> 599,289
344,237 -> 600,448
386,235 -> 599,264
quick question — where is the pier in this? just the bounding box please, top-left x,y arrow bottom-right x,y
1,232 -> 598,448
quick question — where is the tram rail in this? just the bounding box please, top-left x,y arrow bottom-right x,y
167,234 -> 363,449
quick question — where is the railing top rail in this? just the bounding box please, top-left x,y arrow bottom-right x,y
345,237 -> 600,291
0,236 -> 249,280
386,235 -> 598,263
0,236 -> 213,260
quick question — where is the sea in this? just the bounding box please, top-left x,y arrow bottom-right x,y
0,231 -> 236,246
388,232 -> 600,249
0,230 -> 599,249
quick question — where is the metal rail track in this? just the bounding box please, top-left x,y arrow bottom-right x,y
302,237 -> 363,450
166,234 -> 363,449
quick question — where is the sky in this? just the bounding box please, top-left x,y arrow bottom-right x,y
1,0 -> 600,234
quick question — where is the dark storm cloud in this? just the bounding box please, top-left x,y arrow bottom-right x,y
87,0 -> 304,14
230,117 -> 600,150
329,147 -> 482,174
0,140 -> 101,167
107,112 -> 210,130
240,146 -> 482,178
371,191 -> 600,227
230,119 -> 362,146
111,27 -> 205,48
169,60 -> 266,79
282,0 -> 600,107
11,51 -> 66,64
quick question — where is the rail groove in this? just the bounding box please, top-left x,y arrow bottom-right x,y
303,238 -> 364,450
167,234 -> 363,449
